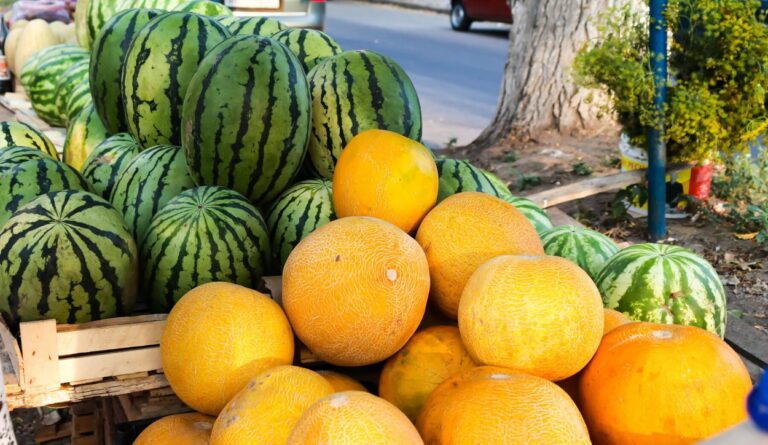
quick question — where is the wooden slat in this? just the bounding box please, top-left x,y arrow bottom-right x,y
58,347 -> 162,384
56,314 -> 167,332
20,319 -> 60,392
56,318 -> 165,356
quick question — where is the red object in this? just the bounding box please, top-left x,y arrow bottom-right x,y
458,0 -> 512,23
310,0 -> 325,3
689,162 -> 714,201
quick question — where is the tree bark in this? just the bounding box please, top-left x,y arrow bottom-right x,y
472,0 -> 623,148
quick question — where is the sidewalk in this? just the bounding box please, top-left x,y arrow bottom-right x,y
355,0 -> 450,14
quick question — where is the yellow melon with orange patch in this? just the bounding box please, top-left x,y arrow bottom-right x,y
160,282 -> 295,415
332,129 -> 438,233
282,216 -> 430,366
287,391 -> 424,445
211,366 -> 334,445
134,413 -> 214,444
415,192 -> 543,318
379,325 -> 475,421
317,370 -> 369,392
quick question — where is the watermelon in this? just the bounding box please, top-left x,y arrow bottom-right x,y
141,186 -> 271,311
27,53 -> 90,126
64,104 -> 110,171
266,179 -> 335,269
540,225 -> 620,281
174,0 -> 232,16
183,35 -> 310,205
90,8 -> 164,134
82,0 -> 126,52
82,133 -> 142,199
273,28 -> 342,73
0,190 -> 138,326
0,122 -> 58,159
122,12 -> 230,148
501,195 -> 554,234
307,50 -> 422,178
54,59 -> 90,125
109,144 -> 195,243
74,0 -> 92,49
225,17 -> 285,37
0,157 -> 91,229
435,159 -> 509,202
20,44 -> 87,89
595,243 -> 727,338
0,147 -> 51,174
66,79 -> 93,123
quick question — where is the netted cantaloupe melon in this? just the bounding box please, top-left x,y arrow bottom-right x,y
317,370 -> 369,393
133,413 -> 214,444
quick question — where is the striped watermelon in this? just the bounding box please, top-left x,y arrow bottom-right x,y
266,179 -> 335,270
27,53 -> 90,126
109,144 -> 195,243
0,147 -> 51,174
183,35 -> 309,205
273,28 -> 342,73
0,158 -> 91,229
54,59 -> 90,125
64,104 -> 110,171
307,50 -> 422,178
540,225 -> 620,281
595,243 -> 727,337
74,0 -> 92,49
501,195 -> 554,234
81,0 -> 128,52
174,0 -> 232,16
66,79 -> 93,123
20,44 -> 87,89
122,12 -> 230,148
225,17 -> 285,37
141,186 -> 271,311
0,190 -> 138,326
82,133 -> 142,199
90,8 -> 164,134
0,122 -> 58,159
435,159 -> 508,202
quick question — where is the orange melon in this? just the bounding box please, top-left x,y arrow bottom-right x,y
211,365 -> 334,445
134,413 -> 214,444
458,255 -> 603,381
580,322 -> 752,445
415,192 -> 543,318
287,391 -> 424,445
603,308 -> 632,335
332,129 -> 438,233
379,325 -> 476,421
160,282 -> 295,415
282,216 -> 430,366
317,370 -> 369,392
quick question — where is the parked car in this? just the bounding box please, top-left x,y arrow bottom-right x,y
224,0 -> 326,30
450,0 -> 511,31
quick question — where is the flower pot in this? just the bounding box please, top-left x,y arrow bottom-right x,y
689,162 -> 714,201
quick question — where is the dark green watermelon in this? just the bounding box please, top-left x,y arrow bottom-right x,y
141,186 -> 271,311
122,12 -> 230,148
54,59 -> 91,125
225,16 -> 285,37
0,147 -> 51,174
273,28 -> 342,73
81,133 -> 142,199
182,35 -> 310,205
63,104 -> 110,171
0,190 -> 138,326
0,122 -> 58,159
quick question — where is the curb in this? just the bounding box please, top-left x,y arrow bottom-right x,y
351,0 -> 450,14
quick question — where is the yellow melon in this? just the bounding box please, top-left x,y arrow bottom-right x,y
133,413 -> 214,444
211,365 -> 333,445
332,129 -> 438,233
379,325 -> 476,421
317,370 -> 369,392
415,192 -> 543,318
603,308 -> 632,335
459,255 -> 603,381
160,282 -> 295,415
282,216 -> 430,366
287,391 -> 424,445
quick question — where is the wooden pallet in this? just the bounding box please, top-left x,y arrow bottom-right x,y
35,401 -> 103,445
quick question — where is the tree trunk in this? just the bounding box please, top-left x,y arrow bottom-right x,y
472,0 -> 623,148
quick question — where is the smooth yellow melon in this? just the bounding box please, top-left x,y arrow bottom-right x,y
379,325 -> 475,421
5,27 -> 24,73
415,192 -> 544,318
10,19 -> 28,30
282,216 -> 430,366
160,282 -> 295,415
287,391 -> 424,445
133,413 -> 214,445
211,366 -> 333,445
317,370 -> 369,392
14,19 -> 57,77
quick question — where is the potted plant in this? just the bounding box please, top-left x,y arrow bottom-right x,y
574,0 -> 768,202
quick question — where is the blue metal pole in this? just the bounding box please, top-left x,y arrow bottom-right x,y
648,0 -> 668,241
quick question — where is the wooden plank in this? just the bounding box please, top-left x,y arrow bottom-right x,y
58,347 -> 162,384
20,319 -> 60,392
546,207 -> 582,227
35,420 -> 72,443
56,314 -> 167,332
56,318 -> 165,356
116,371 -> 150,381
725,317 -> 768,369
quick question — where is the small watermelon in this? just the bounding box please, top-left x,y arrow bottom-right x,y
266,179 -> 335,270
109,144 -> 195,243
141,186 -> 271,311
174,0 -> 232,16
501,195 -> 554,234
20,44 -> 87,89
225,16 -> 285,37
66,79 -> 92,123
595,243 -> 727,337
435,159 -> 508,202
308,50 -> 422,178
540,225 -> 620,281
81,133 -> 142,199
0,122 -> 58,159
122,12 -> 230,148
54,59 -> 90,125
63,104 -> 110,171
183,35 -> 310,205
27,52 -> 90,126
0,190 -> 138,326
273,28 -> 342,73
0,147 -> 51,173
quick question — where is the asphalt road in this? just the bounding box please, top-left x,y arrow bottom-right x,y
325,0 -> 510,148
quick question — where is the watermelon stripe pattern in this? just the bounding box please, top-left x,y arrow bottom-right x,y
82,133 -> 141,199
55,59 -> 90,125
436,159 -> 508,202
0,147 -> 50,173
308,50 -> 422,178
540,225 -> 620,281
501,195 -> 554,234
0,122 -> 58,159
226,17 -> 286,37
67,79 -> 93,123
183,35 -> 310,205
141,186 -> 271,311
63,104 -> 110,172
0,190 -> 138,326
273,28 -> 343,74
174,0 -> 232,16
27,51 -> 90,126
595,243 -> 727,337
20,44 -> 87,89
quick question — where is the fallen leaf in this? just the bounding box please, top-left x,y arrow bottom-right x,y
734,232 -> 759,240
